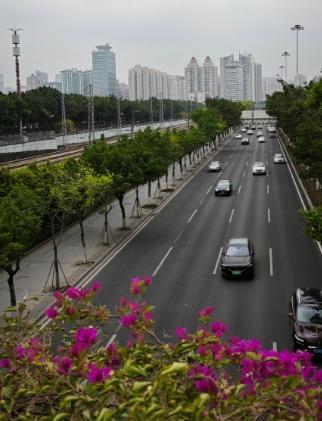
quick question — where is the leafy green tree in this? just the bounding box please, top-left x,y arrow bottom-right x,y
0,185 -> 43,306
301,207 -> 322,242
205,97 -> 242,128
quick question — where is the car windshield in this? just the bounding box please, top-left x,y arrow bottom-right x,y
254,163 -> 264,167
275,154 -> 282,158
218,181 -> 229,187
297,305 -> 322,324
226,245 -> 249,257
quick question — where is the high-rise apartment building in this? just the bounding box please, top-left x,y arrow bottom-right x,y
254,63 -> 263,102
200,56 -> 219,98
220,53 -> 262,102
0,74 -> 4,93
128,65 -> 185,101
224,62 -> 244,101
26,70 -> 48,91
92,43 -> 116,97
184,57 -> 200,98
262,77 -> 283,99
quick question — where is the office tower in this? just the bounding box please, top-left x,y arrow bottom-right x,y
224,62 -> 244,101
184,57 -> 200,98
220,54 -> 234,98
92,43 -> 116,97
200,56 -> 218,98
239,54 -> 255,100
61,69 -> 83,95
0,74 -> 4,93
26,70 -> 48,90
254,63 -> 263,102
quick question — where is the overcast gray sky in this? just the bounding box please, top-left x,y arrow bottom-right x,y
1,0 -> 322,88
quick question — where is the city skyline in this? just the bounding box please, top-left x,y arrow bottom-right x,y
1,0 -> 322,89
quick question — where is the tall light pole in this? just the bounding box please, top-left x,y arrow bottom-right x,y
9,27 -> 23,137
282,51 -> 290,83
279,65 -> 285,81
291,24 -> 304,80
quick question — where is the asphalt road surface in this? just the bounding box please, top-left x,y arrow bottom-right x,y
88,125 -> 322,352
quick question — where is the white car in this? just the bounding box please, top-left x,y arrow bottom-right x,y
247,130 -> 253,135
235,134 -> 242,139
256,131 -> 263,137
258,136 -> 266,143
252,162 -> 266,175
273,153 -> 286,164
241,137 -> 249,145
208,160 -> 222,172
241,128 -> 247,133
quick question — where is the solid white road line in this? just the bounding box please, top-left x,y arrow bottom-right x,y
213,247 -> 223,275
269,248 -> 274,276
238,185 -> 242,195
152,246 -> 173,277
206,186 -> 212,195
267,185 -> 270,194
272,342 -> 277,351
268,208 -> 271,223
229,208 -> 235,223
188,209 -> 198,223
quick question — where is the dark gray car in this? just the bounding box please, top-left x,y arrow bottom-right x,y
221,238 -> 255,279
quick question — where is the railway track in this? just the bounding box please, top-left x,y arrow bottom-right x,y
1,123 -> 187,170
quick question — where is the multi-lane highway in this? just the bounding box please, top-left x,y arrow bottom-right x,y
87,125 -> 322,351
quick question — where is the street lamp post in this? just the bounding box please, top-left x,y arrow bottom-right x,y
282,51 -> 290,83
279,65 -> 285,81
291,24 -> 304,81
9,28 -> 23,137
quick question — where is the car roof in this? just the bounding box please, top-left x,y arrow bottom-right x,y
228,238 -> 249,245
296,288 -> 322,305
210,160 -> 220,164
217,179 -> 230,184
254,162 -> 265,165
274,153 -> 283,156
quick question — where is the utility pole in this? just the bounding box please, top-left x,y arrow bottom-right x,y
279,65 -> 285,81
117,96 -> 122,138
291,24 -> 304,82
9,28 -> 23,137
282,51 -> 290,83
87,83 -> 95,143
61,92 -> 67,148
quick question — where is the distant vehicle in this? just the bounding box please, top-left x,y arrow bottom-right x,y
256,131 -> 263,137
247,130 -> 253,135
267,126 -> 276,133
273,153 -> 286,164
241,128 -> 247,133
252,162 -> 266,175
269,133 -> 277,138
215,179 -> 232,196
245,125 -> 250,129
235,133 -> 242,139
241,137 -> 249,145
221,238 -> 255,279
289,288 -> 322,353
251,125 -> 256,130
208,160 -> 222,172
257,125 -> 263,130
257,136 -> 266,143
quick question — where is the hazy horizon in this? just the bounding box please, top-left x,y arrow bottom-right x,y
1,0 -> 321,88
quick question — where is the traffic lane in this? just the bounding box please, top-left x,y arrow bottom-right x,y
91,135 -> 239,307
144,145 -> 252,338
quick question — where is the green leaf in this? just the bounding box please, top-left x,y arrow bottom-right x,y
161,362 -> 188,376
60,395 -> 79,408
132,381 -> 151,392
52,414 -> 70,421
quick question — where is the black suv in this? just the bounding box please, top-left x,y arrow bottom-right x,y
289,288 -> 322,354
214,179 -> 232,196
221,238 -> 255,279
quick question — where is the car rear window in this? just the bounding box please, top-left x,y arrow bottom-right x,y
297,305 -> 322,323
226,245 -> 249,257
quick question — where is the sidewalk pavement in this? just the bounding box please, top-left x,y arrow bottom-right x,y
0,134 -> 232,320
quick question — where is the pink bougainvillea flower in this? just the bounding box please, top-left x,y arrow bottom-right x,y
44,306 -> 58,319
175,327 -> 188,340
199,306 -> 213,318
121,313 -> 137,327
65,287 -> 82,300
87,364 -> 113,383
66,305 -> 76,316
210,321 -> 227,337
130,277 -> 142,295
54,356 -> 73,375
70,342 -> 86,358
144,276 -> 152,286
0,358 -> 11,369
143,311 -> 153,322
75,327 -> 98,348
15,345 -> 27,359
91,281 -> 101,292
53,290 -> 64,304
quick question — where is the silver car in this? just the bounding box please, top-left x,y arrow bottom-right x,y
252,162 -> 266,175
273,153 -> 286,164
208,160 -> 222,172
